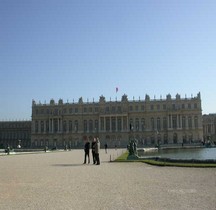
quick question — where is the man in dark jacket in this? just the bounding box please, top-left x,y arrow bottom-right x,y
83,139 -> 90,164
91,138 -> 96,164
95,138 -> 100,165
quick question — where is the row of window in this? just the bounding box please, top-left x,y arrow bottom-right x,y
34,102 -> 199,116
33,133 -> 197,148
0,123 -> 31,129
34,116 -> 199,133
0,132 -> 30,140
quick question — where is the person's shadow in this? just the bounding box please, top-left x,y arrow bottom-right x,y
52,163 -> 85,167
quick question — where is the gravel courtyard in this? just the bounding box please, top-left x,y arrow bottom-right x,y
0,149 -> 215,210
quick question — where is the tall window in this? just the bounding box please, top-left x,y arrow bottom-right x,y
157,117 -> 161,131
84,120 -> 87,132
40,121 -> 44,133
89,120 -> 93,132
95,120 -> 99,132
141,118 -> 145,131
151,135 -> 155,145
117,106 -> 121,112
54,119 -> 58,133
164,134 -> 168,144
100,117 -> 104,131
112,106 -> 115,113
69,120 -> 72,132
111,117 -> 116,131
129,119 -> 134,131
135,118 -> 139,131
151,105 -> 154,110
117,118 -> 121,131
46,120 -> 49,132
123,117 -> 127,130
188,103 -> 191,109
74,120 -> 78,132
151,118 -> 154,131
194,116 -> 198,128
105,107 -> 110,113
106,118 -> 110,131
182,116 -> 186,128
172,115 -> 177,129
188,116 -> 192,128
63,120 -> 67,132
35,121 -> 38,133
163,117 -> 167,130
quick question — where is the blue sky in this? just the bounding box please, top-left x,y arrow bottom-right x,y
1,0 -> 216,120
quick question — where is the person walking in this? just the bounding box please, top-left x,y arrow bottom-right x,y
83,139 -> 90,164
91,138 -> 96,164
104,143 -> 108,153
95,137 -> 100,165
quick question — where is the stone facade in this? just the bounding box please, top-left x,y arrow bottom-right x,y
0,121 -> 31,148
203,114 -> 216,144
31,93 -> 203,148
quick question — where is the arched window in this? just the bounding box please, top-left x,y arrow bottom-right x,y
173,133 -> 178,144
164,134 -> 168,144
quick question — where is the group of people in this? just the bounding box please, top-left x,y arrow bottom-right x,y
83,137 -> 100,165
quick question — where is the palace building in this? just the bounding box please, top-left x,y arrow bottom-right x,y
0,121 -> 31,149
31,92 -> 203,148
203,113 -> 216,144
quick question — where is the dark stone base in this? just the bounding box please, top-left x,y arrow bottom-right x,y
127,154 -> 139,160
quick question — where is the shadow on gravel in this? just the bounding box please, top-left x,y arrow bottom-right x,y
52,164 -> 85,167
52,161 -> 109,167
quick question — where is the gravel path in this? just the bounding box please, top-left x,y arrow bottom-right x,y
0,149 -> 215,210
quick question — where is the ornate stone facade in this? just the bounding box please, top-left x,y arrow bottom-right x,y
203,114 -> 216,144
31,93 -> 203,148
0,121 -> 31,148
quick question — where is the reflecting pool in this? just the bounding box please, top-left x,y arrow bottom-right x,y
139,147 -> 216,160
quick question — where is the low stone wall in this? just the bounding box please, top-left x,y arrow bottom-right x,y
139,156 -> 216,164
